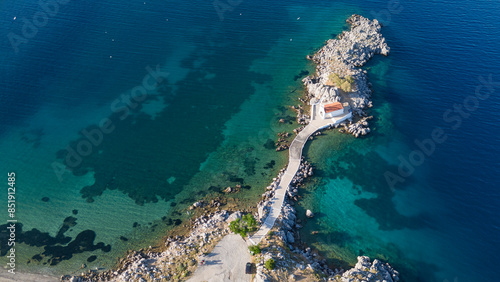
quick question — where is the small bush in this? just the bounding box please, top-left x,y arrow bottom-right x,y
229,214 -> 258,238
177,263 -> 186,273
229,218 -> 241,234
249,245 -> 261,255
265,259 -> 276,270
239,228 -> 248,237
242,214 -> 257,230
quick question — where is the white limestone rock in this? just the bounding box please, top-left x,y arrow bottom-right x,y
226,211 -> 242,223
334,256 -> 399,282
306,209 -> 314,218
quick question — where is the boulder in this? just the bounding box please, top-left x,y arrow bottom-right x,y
258,204 -> 268,220
306,209 -> 314,218
255,269 -> 271,282
225,211 -> 241,223
338,256 -> 400,282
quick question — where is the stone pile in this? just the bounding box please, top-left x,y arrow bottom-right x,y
333,256 -> 400,282
289,159 -> 314,188
293,126 -> 306,134
275,132 -> 292,151
339,116 -> 373,138
290,104 -> 310,125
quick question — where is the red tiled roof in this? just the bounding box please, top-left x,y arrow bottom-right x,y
324,102 -> 343,113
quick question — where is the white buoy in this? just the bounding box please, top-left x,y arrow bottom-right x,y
290,38 -> 293,41
13,16 -> 16,20
297,17 -> 300,20
109,56 -> 112,58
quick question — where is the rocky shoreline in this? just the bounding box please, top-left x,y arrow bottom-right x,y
62,14 -> 398,282
63,157 -> 398,282
62,210 -> 234,281
251,159 -> 398,282
302,14 -> 390,137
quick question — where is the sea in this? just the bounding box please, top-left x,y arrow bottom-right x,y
0,0 -> 499,281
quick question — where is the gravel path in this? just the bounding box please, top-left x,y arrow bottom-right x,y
188,234 -> 251,282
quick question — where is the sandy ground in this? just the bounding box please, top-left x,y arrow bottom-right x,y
188,234 -> 252,282
0,234 -> 251,282
0,270 -> 59,282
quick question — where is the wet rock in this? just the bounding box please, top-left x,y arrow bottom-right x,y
306,210 -> 314,218
191,201 -> 204,209
337,256 -> 399,281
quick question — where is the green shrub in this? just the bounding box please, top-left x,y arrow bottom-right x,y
229,214 -> 258,238
265,259 -> 276,270
239,227 -> 248,237
242,214 -> 257,230
249,245 -> 261,255
229,218 -> 241,234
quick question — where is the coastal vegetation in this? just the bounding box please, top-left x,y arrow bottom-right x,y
229,213 -> 258,237
248,244 -> 261,254
328,73 -> 354,92
264,258 -> 276,270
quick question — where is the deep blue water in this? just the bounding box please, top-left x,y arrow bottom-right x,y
1,0 -> 499,280
377,0 -> 500,280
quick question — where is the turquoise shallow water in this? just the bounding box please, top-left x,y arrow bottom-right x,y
1,0 -> 499,280
299,1 -> 500,281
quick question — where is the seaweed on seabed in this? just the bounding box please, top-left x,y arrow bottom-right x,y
0,216 -> 111,266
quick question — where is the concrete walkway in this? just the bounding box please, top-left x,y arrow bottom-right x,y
188,234 -> 251,282
249,112 -> 351,245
